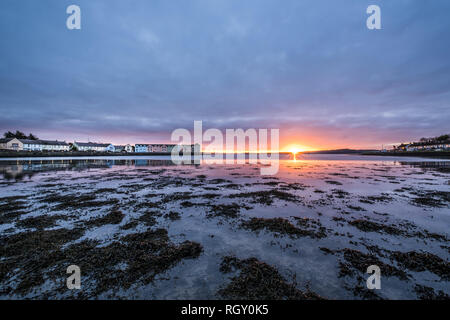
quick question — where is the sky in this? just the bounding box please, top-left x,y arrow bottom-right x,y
0,0 -> 449,151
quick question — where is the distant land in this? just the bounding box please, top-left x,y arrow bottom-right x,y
302,149 -> 378,154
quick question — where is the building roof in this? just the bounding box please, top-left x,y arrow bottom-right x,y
75,142 -> 111,147
149,144 -> 176,146
0,138 -> 69,146
20,139 -> 69,146
410,140 -> 450,147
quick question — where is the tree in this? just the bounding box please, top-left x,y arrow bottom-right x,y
3,131 -> 38,140
27,133 -> 38,140
3,131 -> 15,138
14,131 -> 27,139
69,143 -> 78,151
436,134 -> 449,142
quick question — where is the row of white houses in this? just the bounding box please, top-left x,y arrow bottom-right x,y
72,142 -> 134,153
0,138 -> 70,152
0,138 -> 197,153
135,144 -> 198,153
395,141 -> 450,152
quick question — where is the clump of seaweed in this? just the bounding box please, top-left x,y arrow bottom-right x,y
218,256 -> 323,300
349,219 -> 448,242
410,190 -> 450,208
359,194 -> 393,204
0,196 -> 29,224
40,193 -> 119,210
137,210 -> 161,226
208,203 -> 252,218
120,220 -> 139,230
93,188 -> 117,194
344,275 -> 383,300
134,199 -> 163,210
347,205 -> 366,212
161,192 -> 192,202
325,180 -> 342,185
337,248 -> 408,280
241,217 -> 327,239
349,219 -> 404,236
0,228 -> 85,286
164,211 -> 181,221
84,208 -> 124,227
229,190 -> 298,205
208,179 -> 232,184
414,284 -> 450,300
57,229 -> 203,297
0,227 -> 202,297
16,214 -> 67,230
330,189 -> 349,199
390,251 -> 450,280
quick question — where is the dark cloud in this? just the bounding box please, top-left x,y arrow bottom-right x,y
0,0 -> 449,148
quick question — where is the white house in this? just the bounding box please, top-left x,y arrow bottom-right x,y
171,144 -> 200,154
0,138 -> 23,151
135,144 -> 149,153
134,143 -> 200,154
0,138 -> 69,151
113,145 -> 125,153
22,140 -> 70,152
406,141 -> 450,151
105,144 -> 115,152
149,144 -> 175,152
125,144 -> 134,153
73,142 -> 112,152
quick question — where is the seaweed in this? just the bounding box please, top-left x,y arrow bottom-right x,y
0,227 -> 202,297
390,251 -> 450,280
40,193 -> 119,210
85,209 -> 125,227
349,220 -> 404,236
359,194 -> 393,204
337,248 -> 408,280
208,203 -> 242,218
349,219 -> 448,242
16,214 -> 67,229
414,284 -> 450,300
218,256 -> 323,300
164,211 -> 181,221
410,190 -> 450,208
0,197 -> 29,224
229,190 -> 298,205
325,180 -> 342,185
137,210 -> 161,226
241,217 -> 327,239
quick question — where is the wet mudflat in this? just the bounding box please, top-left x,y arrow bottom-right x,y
0,155 -> 449,299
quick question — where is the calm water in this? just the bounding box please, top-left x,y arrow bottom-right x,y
0,155 -> 449,299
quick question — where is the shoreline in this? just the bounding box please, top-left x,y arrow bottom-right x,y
360,151 -> 450,159
0,150 -> 449,160
0,151 -> 174,158
0,151 -> 292,159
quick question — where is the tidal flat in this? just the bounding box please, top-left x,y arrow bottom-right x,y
0,154 -> 449,300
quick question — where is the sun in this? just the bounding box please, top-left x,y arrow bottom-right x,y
283,143 -> 317,154
285,144 -> 306,154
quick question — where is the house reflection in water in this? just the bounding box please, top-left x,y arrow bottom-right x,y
0,158 -> 184,180
399,161 -> 450,173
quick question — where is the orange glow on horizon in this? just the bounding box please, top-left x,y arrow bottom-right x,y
281,144 -> 317,154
